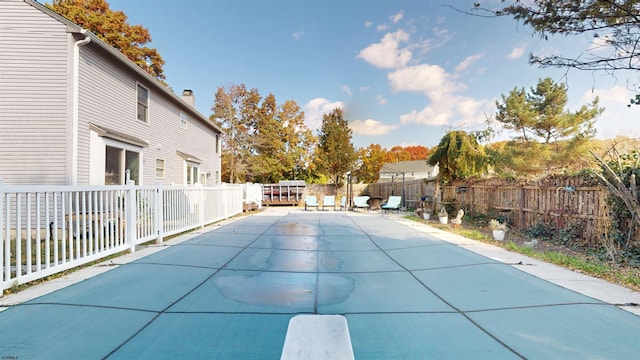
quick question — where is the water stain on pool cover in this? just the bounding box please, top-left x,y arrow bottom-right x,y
214,224 -> 355,308
214,272 -> 354,308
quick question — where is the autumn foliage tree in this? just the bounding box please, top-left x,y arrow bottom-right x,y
211,84 -> 315,183
211,84 -> 259,183
354,144 -> 387,184
405,145 -> 430,160
314,108 -> 357,186
251,95 -> 316,183
48,0 -> 166,82
277,100 -> 317,181
384,146 -> 412,164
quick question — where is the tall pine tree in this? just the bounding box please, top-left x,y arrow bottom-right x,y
495,77 -> 602,174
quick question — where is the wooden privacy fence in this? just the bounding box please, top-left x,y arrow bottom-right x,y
441,178 -> 608,244
369,177 -> 609,244
367,180 -> 436,210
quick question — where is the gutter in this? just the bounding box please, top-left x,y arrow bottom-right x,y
71,29 -> 91,185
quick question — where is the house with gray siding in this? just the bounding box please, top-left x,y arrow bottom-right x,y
0,0 -> 222,186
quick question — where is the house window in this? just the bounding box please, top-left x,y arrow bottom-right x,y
155,159 -> 165,179
186,163 -> 199,185
137,84 -> 149,123
105,145 -> 140,185
215,134 -> 220,154
180,112 -> 188,129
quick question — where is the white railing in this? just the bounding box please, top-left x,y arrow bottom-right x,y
0,180 -> 261,291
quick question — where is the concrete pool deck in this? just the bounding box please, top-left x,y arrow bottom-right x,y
1,207 -> 639,359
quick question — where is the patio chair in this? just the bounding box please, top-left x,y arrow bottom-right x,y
339,196 -> 347,211
381,196 -> 402,213
305,195 -> 319,210
352,196 -> 370,211
323,195 -> 336,211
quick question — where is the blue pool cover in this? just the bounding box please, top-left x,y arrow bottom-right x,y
0,211 -> 639,359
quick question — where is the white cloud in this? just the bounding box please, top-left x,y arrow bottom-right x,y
342,85 -> 352,97
531,45 -> 561,61
587,35 -> 614,53
582,85 -> 629,105
455,53 -> 483,73
454,97 -> 494,126
364,21 -> 373,28
350,119 -> 398,135
358,30 -> 412,69
507,46 -> 525,59
390,10 -> 404,24
400,106 -> 450,126
357,15 -> 498,132
432,26 -> 449,38
292,29 -> 304,40
388,64 -> 464,100
303,98 -> 344,131
581,86 -> 640,138
377,24 -> 389,32
387,61 -> 491,127
399,96 -> 492,127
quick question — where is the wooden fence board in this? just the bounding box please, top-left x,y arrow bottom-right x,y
369,177 -> 611,244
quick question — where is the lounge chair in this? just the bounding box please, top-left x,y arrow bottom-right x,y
381,196 -> 402,213
322,195 -> 336,211
353,196 -> 370,211
305,195 -> 318,210
339,196 -> 347,211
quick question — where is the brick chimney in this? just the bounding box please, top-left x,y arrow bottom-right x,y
181,89 -> 195,107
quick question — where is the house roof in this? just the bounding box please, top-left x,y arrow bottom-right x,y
379,160 -> 435,174
25,0 -> 222,135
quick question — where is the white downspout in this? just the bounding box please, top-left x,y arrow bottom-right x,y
71,29 -> 91,185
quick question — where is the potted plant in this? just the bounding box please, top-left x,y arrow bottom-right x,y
438,206 -> 448,224
417,195 -> 431,219
489,219 -> 507,241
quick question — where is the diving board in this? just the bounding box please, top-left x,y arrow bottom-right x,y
281,315 -> 355,360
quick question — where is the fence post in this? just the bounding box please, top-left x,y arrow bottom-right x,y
155,183 -> 164,244
0,178 -> 4,292
519,185 -> 525,227
199,184 -> 205,229
125,179 -> 137,253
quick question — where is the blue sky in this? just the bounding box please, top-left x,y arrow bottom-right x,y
103,0 -> 639,148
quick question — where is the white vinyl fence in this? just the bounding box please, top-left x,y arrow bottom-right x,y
0,180 -> 261,292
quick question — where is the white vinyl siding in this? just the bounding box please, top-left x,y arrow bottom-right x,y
0,0 -> 70,185
79,43 -> 221,186
1,0 -> 222,186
